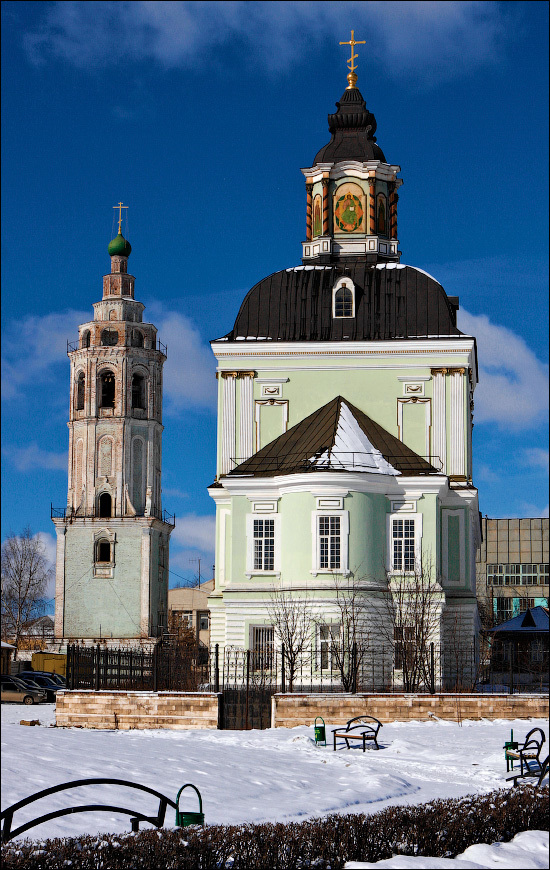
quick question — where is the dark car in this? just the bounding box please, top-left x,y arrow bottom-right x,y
17,674 -> 59,702
1,677 -> 47,705
19,670 -> 65,687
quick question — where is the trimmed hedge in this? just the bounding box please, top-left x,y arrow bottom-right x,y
2,785 -> 548,869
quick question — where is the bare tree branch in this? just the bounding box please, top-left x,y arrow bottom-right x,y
1,527 -> 53,657
265,588 -> 313,691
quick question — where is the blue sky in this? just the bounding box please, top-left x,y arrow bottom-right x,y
2,1 -> 548,609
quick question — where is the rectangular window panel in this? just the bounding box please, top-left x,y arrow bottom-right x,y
392,518 -> 416,571
252,625 -> 274,669
319,516 -> 341,569
319,624 -> 339,670
253,519 -> 275,571
487,563 -> 549,587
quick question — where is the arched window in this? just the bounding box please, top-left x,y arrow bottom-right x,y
132,373 -> 146,410
109,310 -> 117,321
333,283 -> 354,318
75,372 -> 85,410
96,538 -> 111,563
99,370 -> 115,408
81,330 -> 91,349
98,492 -> 112,518
131,329 -> 144,348
100,329 -> 118,346
377,194 -> 387,235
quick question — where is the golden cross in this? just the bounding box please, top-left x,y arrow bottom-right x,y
339,30 -> 366,88
113,201 -> 128,234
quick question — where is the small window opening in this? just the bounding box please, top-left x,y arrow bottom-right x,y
81,330 -> 91,349
100,371 -> 115,408
334,285 -> 354,318
98,493 -> 112,518
100,329 -> 118,347
132,374 -> 146,409
131,329 -> 144,347
96,539 -> 111,562
76,372 -> 85,410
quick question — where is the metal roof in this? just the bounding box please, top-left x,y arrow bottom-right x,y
217,263 -> 461,343
225,396 -> 440,479
489,606 -> 549,634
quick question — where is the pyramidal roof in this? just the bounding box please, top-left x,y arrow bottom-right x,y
226,397 -> 440,478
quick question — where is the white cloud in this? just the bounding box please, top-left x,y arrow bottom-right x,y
3,444 -> 67,473
2,308 -> 88,400
23,1 -> 513,81
35,531 -> 57,601
521,448 -> 549,472
148,305 -> 217,412
459,309 -> 549,430
172,513 -> 215,554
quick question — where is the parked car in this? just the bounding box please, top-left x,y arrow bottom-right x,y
1,677 -> 47,705
17,674 -> 59,702
19,670 -> 65,687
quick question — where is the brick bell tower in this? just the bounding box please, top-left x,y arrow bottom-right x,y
52,208 -> 174,646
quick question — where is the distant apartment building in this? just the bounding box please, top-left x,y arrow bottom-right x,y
476,518 -> 549,624
167,580 -> 214,648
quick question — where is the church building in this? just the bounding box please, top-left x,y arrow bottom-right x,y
207,44 -> 481,681
52,216 -> 174,645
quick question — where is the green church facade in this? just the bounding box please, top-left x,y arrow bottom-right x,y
207,72 -> 480,686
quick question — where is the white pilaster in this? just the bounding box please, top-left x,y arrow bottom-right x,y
53,525 -> 66,638
140,526 -> 152,636
221,373 -> 237,475
239,373 -> 254,462
431,368 -> 447,473
449,369 -> 465,477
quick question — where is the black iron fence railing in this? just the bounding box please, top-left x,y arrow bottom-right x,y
51,504 -> 175,525
66,640 -> 548,730
229,452 -> 443,474
67,338 -> 167,355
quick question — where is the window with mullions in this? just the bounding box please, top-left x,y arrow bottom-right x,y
487,563 -> 549,586
334,285 -> 354,318
318,516 -> 341,569
518,598 -> 536,612
392,518 -> 416,572
253,519 -> 275,571
319,624 -> 339,670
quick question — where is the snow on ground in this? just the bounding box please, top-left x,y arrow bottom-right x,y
344,830 -> 550,868
1,704 -> 548,857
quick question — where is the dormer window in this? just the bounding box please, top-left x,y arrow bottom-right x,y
333,279 -> 355,318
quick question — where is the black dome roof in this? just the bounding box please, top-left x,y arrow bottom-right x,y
314,87 -> 386,164
217,263 -> 461,343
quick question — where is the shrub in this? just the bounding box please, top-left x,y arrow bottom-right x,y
2,785 -> 548,870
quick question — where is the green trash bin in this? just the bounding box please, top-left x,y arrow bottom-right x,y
314,716 -> 326,746
175,783 -> 204,827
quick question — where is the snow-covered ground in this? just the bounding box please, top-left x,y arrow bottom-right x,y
1,704 -> 548,868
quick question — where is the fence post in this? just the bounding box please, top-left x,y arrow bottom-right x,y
430,642 -> 435,694
509,642 -> 514,695
68,645 -> 74,690
281,645 -> 286,694
95,644 -> 100,691
215,643 -> 220,693
245,649 -> 250,730
352,642 -> 357,694
153,644 -> 158,692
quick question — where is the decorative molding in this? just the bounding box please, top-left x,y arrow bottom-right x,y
397,397 -> 431,459
431,369 -> 447,474
442,509 -> 465,585
254,399 -> 289,452
239,371 -> 254,462
449,369 -> 465,477
316,496 -> 344,510
221,373 -> 236,475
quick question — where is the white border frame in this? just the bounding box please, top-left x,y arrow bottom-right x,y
332,277 -> 356,319
442,509 -> 465,585
245,513 -> 281,578
386,512 -> 423,573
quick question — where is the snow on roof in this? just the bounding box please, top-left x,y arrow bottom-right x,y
309,400 -> 400,475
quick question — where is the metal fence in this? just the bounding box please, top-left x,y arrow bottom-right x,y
66,639 -> 548,730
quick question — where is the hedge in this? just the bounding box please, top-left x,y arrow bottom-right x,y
2,785 -> 548,869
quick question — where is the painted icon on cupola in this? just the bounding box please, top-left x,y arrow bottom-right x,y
334,184 -> 364,233
377,194 -> 387,235
313,194 -> 322,236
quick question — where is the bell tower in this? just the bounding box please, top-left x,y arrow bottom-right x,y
302,31 -> 402,265
52,211 -> 174,645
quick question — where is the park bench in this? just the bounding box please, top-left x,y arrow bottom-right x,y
332,716 -> 383,752
507,754 -> 548,789
504,727 -> 546,775
1,777 -> 203,843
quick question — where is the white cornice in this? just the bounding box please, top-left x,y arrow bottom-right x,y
212,338 -> 475,357
210,471 -> 448,500
301,161 -> 401,182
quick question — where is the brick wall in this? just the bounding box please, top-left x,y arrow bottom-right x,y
56,691 -> 221,730
272,693 -> 549,728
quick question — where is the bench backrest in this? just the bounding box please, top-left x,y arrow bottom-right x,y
346,716 -> 382,732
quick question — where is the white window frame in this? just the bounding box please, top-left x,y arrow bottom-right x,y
332,278 -> 355,319
441,509 -> 465,585
387,513 -> 422,574
318,623 -> 340,671
311,510 -> 349,575
245,513 -> 281,577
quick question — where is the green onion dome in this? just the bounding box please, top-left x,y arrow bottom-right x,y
108,230 -> 132,258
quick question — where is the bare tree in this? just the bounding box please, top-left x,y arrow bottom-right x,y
324,572 -> 373,692
266,588 -> 313,691
1,528 -> 53,656
382,557 -> 444,692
